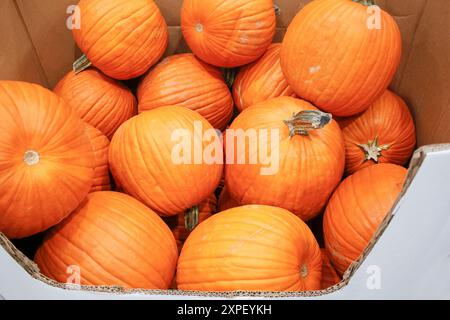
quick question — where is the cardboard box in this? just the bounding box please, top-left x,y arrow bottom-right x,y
0,0 -> 449,299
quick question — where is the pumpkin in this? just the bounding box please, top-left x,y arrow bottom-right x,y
85,124 -> 111,192
72,0 -> 168,80
0,81 -> 94,239
165,194 -> 217,252
321,249 -> 341,289
54,69 -> 137,139
181,0 -> 276,68
109,106 -> 223,216
35,192 -> 178,289
218,186 -> 239,211
338,90 -> 416,175
225,97 -> 345,221
177,205 -> 322,291
137,54 -> 234,130
233,43 -> 296,112
280,0 -> 402,117
323,163 -> 407,275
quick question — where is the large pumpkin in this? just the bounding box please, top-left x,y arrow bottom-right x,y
321,249 -> 341,289
281,0 -> 402,117
165,193 -> 217,252
35,192 -> 178,289
225,97 -> 345,221
338,90 -> 416,175
181,0 -> 276,68
54,69 -> 136,139
72,0 -> 168,80
85,124 -> 111,192
177,205 -> 322,291
0,81 -> 94,239
233,43 -> 296,112
109,106 -> 223,216
323,163 -> 407,275
137,54 -> 233,130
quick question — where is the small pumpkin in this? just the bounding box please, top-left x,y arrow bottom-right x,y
181,0 -> 276,68
109,106 -> 223,216
321,249 -> 341,289
225,97 -> 345,221
35,192 -> 178,289
165,193 -> 217,252
54,69 -> 137,139
323,163 -> 407,275
0,81 -> 94,239
177,205 -> 322,291
338,90 -> 416,175
233,43 -> 296,112
281,0 -> 402,116
218,186 -> 240,211
72,0 -> 168,80
85,124 -> 111,192
138,54 -> 234,130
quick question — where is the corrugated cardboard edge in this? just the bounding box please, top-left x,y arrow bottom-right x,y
1,144 -> 450,298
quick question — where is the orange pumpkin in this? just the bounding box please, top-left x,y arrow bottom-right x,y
85,124 -> 111,192
323,163 -> 407,275
109,106 -> 223,216
233,43 -> 296,112
321,249 -> 341,289
218,186 -> 239,211
166,194 -> 217,252
72,0 -> 168,80
225,97 -> 345,221
281,0 -> 402,117
54,69 -> 136,139
181,0 -> 276,68
137,54 -> 233,130
177,205 -> 322,291
338,90 -> 416,175
35,192 -> 178,289
0,81 -> 94,239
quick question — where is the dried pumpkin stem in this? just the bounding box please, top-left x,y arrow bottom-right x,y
23,150 -> 40,166
184,205 -> 200,232
284,110 -> 332,137
73,54 -> 93,74
358,137 -> 390,162
352,0 -> 377,6
274,4 -> 281,16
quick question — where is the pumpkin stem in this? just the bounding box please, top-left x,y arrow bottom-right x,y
222,68 -> 239,89
358,137 -> 390,162
274,4 -> 281,16
300,264 -> 309,278
352,0 -> 377,6
284,110 -> 332,137
23,150 -> 40,166
73,54 -> 93,74
184,205 -> 200,232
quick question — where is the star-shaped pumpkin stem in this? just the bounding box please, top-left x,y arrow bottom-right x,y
358,137 -> 390,162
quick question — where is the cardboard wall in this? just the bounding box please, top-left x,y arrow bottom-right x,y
0,0 -> 449,145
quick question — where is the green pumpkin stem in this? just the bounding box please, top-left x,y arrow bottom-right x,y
184,205 -> 200,232
284,110 -> 332,137
352,0 -> 377,6
73,54 -> 92,74
222,68 -> 239,89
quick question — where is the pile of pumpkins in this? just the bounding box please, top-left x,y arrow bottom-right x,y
0,0 -> 417,292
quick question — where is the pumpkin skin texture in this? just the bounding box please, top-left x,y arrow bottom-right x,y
233,43 -> 296,112
35,192 -> 178,289
54,69 -> 137,139
166,194 -> 217,252
323,163 -> 407,275
225,97 -> 345,221
338,90 -> 416,175
137,54 -> 233,130
177,205 -> 322,291
181,0 -> 276,68
85,125 -> 111,192
281,0 -> 402,117
72,0 -> 168,80
109,106 -> 223,216
320,249 -> 341,289
0,81 -> 94,239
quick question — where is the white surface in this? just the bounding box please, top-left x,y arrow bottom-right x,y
1,146 -> 450,300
